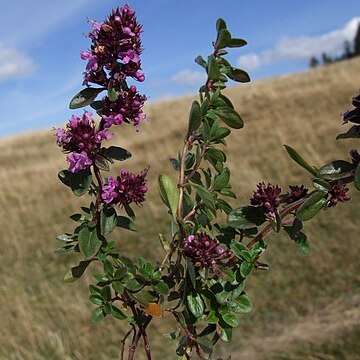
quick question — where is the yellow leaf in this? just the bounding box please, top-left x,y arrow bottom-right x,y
145,302 -> 163,317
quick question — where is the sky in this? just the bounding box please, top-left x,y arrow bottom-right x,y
1,0 -> 360,137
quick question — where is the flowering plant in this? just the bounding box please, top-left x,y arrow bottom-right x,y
54,4 -> 360,359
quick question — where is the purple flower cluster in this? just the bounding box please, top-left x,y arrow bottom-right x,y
101,168 -> 148,207
285,185 -> 308,204
184,233 -> 230,271
250,182 -> 282,218
342,93 -> 360,125
81,4 -> 146,128
102,85 -> 146,128
55,111 -> 112,172
327,182 -> 350,208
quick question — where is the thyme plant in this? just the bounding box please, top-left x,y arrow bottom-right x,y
54,4 -> 360,359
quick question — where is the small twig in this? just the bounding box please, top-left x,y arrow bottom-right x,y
120,327 -> 134,360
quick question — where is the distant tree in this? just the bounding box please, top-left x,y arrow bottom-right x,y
321,52 -> 333,65
309,56 -> 319,68
342,40 -> 354,60
354,22 -> 360,56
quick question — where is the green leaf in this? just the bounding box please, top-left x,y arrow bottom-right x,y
158,233 -> 171,252
197,336 -> 214,354
187,100 -> 202,137
207,310 -> 219,324
197,185 -> 216,212
219,306 -> 240,327
284,145 -> 317,176
208,55 -> 221,80
226,68 -> 250,83
100,207 -> 117,236
111,305 -> 127,320
336,125 -> 360,140
107,81 -> 118,102
63,260 -> 92,282
195,55 -> 207,69
187,293 -> 204,318
153,281 -> 170,295
213,168 -> 230,190
216,29 -> 231,49
158,174 -> 180,220
78,227 -> 101,259
214,107 -> 243,129
91,307 -> 105,323
235,295 -> 252,313
355,163 -> 360,190
228,38 -> 247,48
283,218 -> 309,256
230,242 -> 252,262
126,278 -> 143,292
317,160 -> 354,180
70,168 -> 92,196
170,158 -> 180,171
90,100 -> 104,111
116,216 -> 137,231
56,233 -> 75,243
69,87 -> 105,109
296,191 -> 327,221
228,206 -> 266,229
58,170 -> 71,187
219,322 -> 232,342
240,262 -> 254,278
105,146 -> 132,161
210,127 -> 231,142
89,294 -> 103,305
216,18 -> 227,32
187,260 -> 196,288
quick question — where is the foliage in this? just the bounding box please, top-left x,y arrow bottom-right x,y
54,4 -> 360,360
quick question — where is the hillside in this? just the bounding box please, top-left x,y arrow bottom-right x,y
0,57 -> 360,359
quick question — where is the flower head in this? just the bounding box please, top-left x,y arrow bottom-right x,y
250,182 -> 282,218
83,4 -> 144,87
54,111 -> 112,172
102,85 -> 146,128
327,182 -> 350,207
101,168 -> 148,207
285,185 -> 308,204
184,233 -> 230,271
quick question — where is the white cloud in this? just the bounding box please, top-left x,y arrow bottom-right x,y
171,69 -> 206,87
0,43 -> 36,81
238,17 -> 360,71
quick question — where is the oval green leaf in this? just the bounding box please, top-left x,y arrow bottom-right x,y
158,174 -> 180,220
214,106 -> 243,129
79,227 -> 101,259
296,191 -> 327,221
69,87 -> 105,109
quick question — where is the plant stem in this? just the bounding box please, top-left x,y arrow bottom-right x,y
246,194 -> 313,249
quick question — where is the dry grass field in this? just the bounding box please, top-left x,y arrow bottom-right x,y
0,57 -> 360,359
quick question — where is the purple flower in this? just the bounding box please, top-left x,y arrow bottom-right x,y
54,111 -> 112,172
67,151 -> 93,173
285,185 -> 308,204
184,233 -> 230,271
101,168 -> 148,207
83,4 -> 144,87
327,182 -> 350,208
342,93 -> 360,124
101,85 -> 146,128
250,182 -> 282,218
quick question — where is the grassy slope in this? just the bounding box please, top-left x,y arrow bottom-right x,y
0,57 -> 360,360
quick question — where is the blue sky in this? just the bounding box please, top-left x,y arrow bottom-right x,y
1,0 -> 360,137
